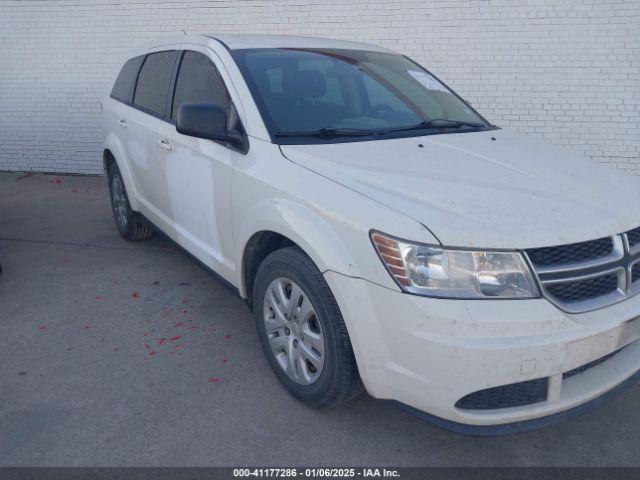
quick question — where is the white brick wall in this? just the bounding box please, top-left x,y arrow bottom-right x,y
0,0 -> 638,174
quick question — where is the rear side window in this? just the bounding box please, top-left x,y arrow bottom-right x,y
133,51 -> 178,117
110,56 -> 144,103
171,51 -> 232,120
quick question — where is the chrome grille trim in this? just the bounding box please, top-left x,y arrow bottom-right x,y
626,226 -> 640,251
525,229 -> 640,313
532,235 -> 624,275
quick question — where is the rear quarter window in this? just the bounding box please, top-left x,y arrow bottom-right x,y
110,56 -> 144,103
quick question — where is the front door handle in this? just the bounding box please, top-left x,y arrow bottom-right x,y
157,138 -> 172,151
118,119 -> 128,128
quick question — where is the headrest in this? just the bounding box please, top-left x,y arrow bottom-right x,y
293,70 -> 327,99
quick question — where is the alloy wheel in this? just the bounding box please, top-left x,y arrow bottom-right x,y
111,174 -> 128,229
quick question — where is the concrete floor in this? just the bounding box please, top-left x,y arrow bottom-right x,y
1,171 -> 640,467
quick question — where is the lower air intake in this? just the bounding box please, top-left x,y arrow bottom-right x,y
455,378 -> 549,410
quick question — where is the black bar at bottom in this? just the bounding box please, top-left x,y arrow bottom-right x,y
1,468 -> 640,480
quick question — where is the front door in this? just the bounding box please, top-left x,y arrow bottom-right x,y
154,49 -> 240,280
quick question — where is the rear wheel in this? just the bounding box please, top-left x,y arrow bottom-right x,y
107,162 -> 153,241
253,247 -> 363,408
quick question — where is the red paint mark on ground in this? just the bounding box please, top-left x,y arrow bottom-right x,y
55,178 -> 62,184
95,296 -> 103,300
181,309 -> 189,314
225,334 -> 232,339
170,335 -> 181,341
132,292 -> 140,299
144,343 -> 151,350
37,325 -> 45,331
208,377 -> 220,383
158,338 -> 166,345
222,358 -> 228,363
149,351 -> 157,357
174,322 -> 184,328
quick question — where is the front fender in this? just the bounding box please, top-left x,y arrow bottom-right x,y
232,139 -> 439,297
235,198 -> 359,297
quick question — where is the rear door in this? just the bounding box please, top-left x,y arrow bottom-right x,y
127,50 -> 179,220
154,49 -> 241,280
104,55 -> 144,191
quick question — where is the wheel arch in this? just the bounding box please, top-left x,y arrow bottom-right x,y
102,133 -> 140,211
241,230 -> 297,310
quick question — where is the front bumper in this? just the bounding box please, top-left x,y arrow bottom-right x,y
324,271 -> 640,432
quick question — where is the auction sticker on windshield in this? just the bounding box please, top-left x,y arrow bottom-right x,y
407,69 -> 448,92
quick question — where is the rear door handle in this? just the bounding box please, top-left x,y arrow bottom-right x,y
157,138 -> 172,151
118,119 -> 128,128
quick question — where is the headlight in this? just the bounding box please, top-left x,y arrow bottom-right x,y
371,231 -> 540,299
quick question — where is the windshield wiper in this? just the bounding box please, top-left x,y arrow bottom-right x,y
273,127 -> 378,138
273,120 -> 486,139
381,119 -> 486,134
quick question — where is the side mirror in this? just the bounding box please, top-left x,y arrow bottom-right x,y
176,103 -> 246,151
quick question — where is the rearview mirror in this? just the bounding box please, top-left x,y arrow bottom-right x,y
176,103 -> 246,151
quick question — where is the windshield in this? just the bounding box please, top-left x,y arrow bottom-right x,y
232,48 -> 494,143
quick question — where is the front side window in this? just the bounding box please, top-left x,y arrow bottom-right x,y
110,56 -> 144,103
232,48 -> 493,143
133,51 -> 178,117
171,51 -> 232,120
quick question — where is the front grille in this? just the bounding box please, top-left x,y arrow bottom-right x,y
563,346 -> 627,379
627,226 -> 640,249
633,263 -> 640,284
527,237 -> 613,268
546,274 -> 619,303
525,229 -> 640,313
455,378 -> 548,410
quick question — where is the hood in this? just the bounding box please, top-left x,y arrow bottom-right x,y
280,129 -> 640,249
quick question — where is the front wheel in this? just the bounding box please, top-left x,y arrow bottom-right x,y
253,247 -> 363,408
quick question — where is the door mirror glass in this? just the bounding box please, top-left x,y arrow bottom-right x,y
176,102 -> 246,151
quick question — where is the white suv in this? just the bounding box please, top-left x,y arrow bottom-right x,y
102,34 -> 640,435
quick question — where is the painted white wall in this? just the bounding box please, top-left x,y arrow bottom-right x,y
0,0 -> 638,174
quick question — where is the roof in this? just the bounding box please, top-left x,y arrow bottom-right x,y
206,34 -> 392,53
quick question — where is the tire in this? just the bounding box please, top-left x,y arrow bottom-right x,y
253,246 -> 363,408
107,162 -> 154,241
